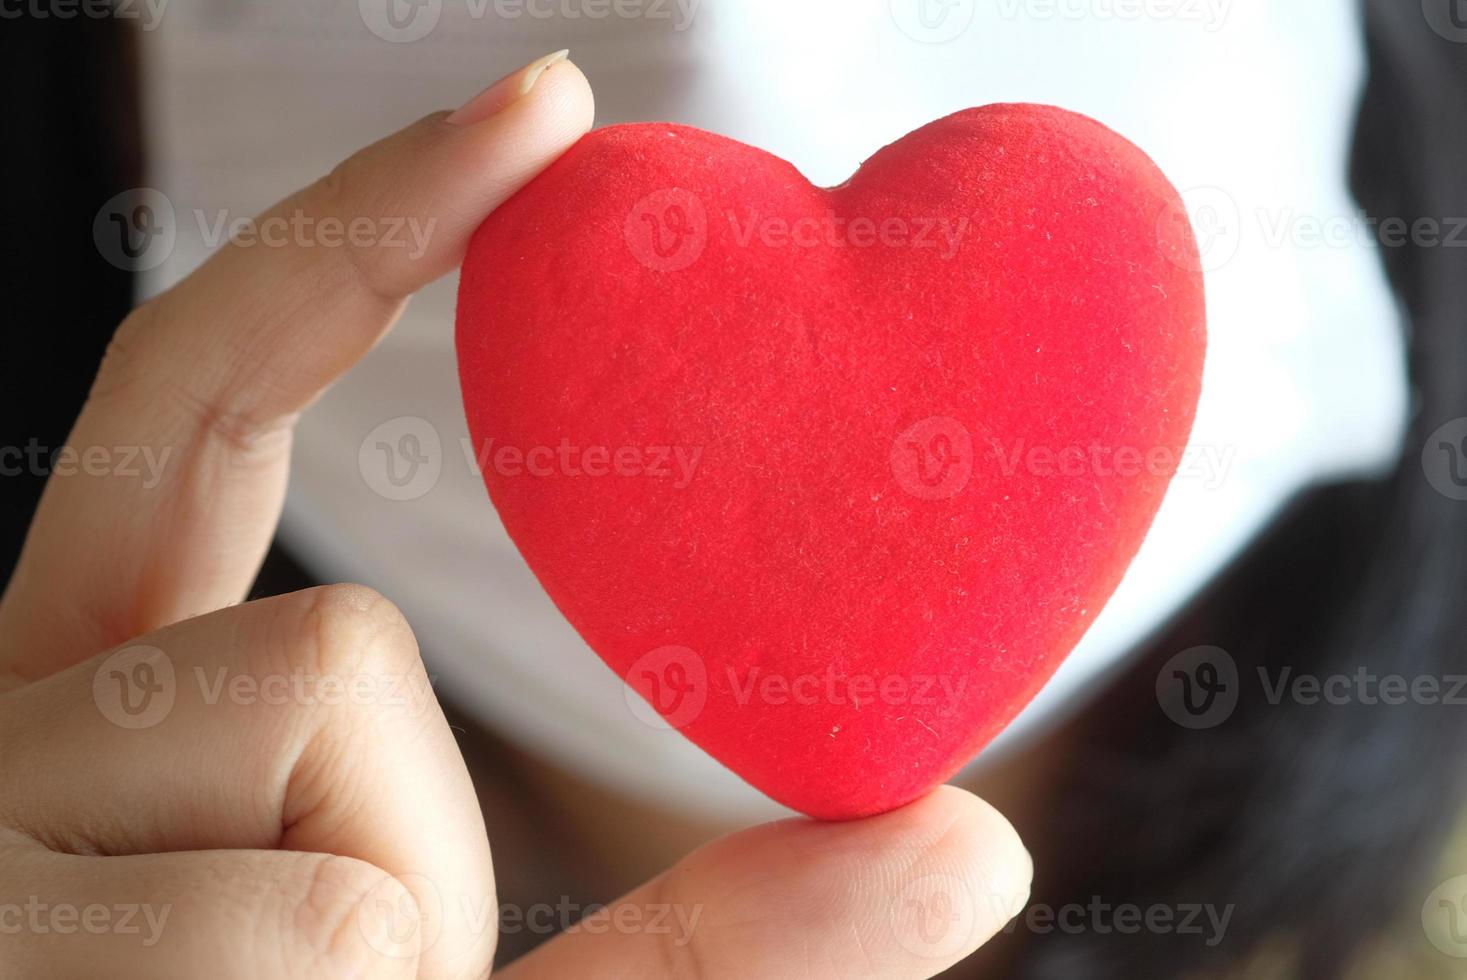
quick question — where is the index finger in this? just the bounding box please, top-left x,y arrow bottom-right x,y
0,52 -> 593,685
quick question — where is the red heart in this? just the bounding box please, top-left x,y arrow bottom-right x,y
456,104 -> 1205,820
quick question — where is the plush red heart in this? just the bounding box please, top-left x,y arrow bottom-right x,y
456,104 -> 1205,820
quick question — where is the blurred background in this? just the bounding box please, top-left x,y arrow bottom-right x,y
5,0 -> 1467,975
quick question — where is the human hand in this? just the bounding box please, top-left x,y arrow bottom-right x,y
0,52 -> 1030,978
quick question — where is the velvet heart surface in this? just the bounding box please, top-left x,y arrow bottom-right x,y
456,104 -> 1205,819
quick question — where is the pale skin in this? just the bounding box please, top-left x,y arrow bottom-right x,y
0,53 -> 1031,978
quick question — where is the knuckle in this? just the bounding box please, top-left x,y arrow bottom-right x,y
89,301 -> 293,461
288,854 -> 420,979
292,584 -> 420,683
297,161 -> 401,304
305,156 -> 356,216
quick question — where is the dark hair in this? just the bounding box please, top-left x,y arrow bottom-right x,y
988,2 -> 1467,975
0,11 -> 141,583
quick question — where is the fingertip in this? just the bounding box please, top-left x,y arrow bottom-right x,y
854,787 -> 1032,970
919,785 -> 1034,886
822,788 -> 1032,939
318,55 -> 594,295
918,787 -> 1033,920
454,54 -> 593,155
703,787 -> 1032,976
534,56 -> 596,137
421,54 -> 594,259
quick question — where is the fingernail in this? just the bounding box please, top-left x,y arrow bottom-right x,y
447,49 -> 570,126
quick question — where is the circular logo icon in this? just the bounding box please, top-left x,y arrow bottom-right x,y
1422,417 -> 1467,501
624,188 -> 708,272
93,188 -> 176,273
891,416 -> 973,501
359,0 -> 442,43
889,0 -> 976,43
93,645 -> 176,730
1423,0 -> 1467,42
891,872 -> 980,959
358,873 -> 444,959
358,416 -> 442,501
1158,186 -> 1241,274
624,646 -> 707,730
1156,646 -> 1239,730
1423,875 -> 1467,957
